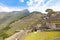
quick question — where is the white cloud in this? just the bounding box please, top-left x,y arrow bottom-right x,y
27,0 -> 44,12
27,0 -> 60,13
50,1 -> 60,11
0,0 -> 60,12
0,6 -> 22,12
19,0 -> 24,2
0,3 -> 23,12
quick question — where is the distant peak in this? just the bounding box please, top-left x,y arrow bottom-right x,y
22,9 -> 29,12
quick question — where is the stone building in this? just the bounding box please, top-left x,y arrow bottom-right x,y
40,11 -> 60,30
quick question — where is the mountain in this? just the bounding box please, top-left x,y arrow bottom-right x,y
5,11 -> 44,36
0,11 -> 44,39
0,9 -> 60,40
0,9 -> 30,30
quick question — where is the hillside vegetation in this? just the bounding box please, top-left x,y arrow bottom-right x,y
5,11 -> 44,36
0,9 -> 30,39
0,9 -> 60,40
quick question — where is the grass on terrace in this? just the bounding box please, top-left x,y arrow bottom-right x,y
22,32 -> 60,40
53,21 -> 60,24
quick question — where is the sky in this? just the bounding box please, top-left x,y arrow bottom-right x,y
0,0 -> 60,13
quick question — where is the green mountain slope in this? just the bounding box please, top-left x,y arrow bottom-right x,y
5,12 -> 44,36
0,9 -> 30,30
1,9 -> 60,40
0,9 -> 30,39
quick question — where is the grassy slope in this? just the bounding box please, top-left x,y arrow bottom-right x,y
0,10 -> 29,29
5,12 -> 43,36
23,32 -> 60,40
0,10 -> 30,39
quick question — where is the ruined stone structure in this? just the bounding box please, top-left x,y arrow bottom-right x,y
38,11 -> 60,31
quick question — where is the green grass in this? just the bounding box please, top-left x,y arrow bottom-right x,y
0,32 -> 9,39
22,32 -> 60,40
52,21 -> 60,24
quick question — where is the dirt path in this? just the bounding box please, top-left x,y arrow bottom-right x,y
5,30 -> 28,40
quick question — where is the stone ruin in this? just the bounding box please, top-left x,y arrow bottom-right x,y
28,11 -> 60,32
39,11 -> 60,31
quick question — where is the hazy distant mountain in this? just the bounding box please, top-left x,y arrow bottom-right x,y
0,9 -> 30,30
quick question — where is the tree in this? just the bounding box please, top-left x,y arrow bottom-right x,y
45,9 -> 55,23
45,9 -> 53,12
45,9 -> 53,18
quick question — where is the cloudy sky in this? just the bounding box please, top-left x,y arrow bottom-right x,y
0,0 -> 60,12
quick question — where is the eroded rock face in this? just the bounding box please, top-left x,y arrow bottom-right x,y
46,22 -> 56,30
